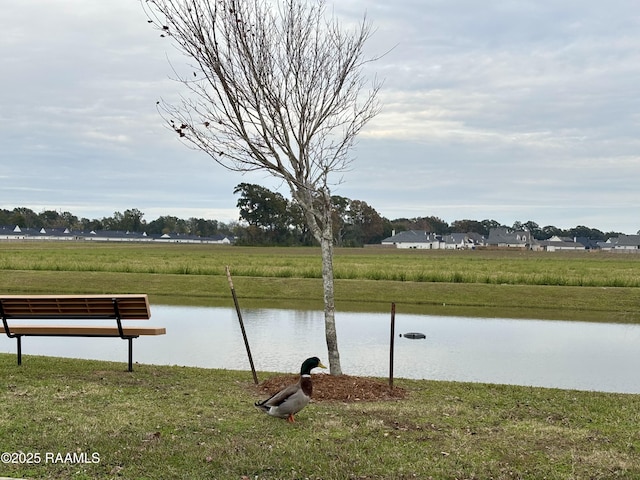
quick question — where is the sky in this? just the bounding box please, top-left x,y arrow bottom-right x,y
2,1 -> 639,234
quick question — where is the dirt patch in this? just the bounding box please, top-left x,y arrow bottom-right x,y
255,373 -> 408,402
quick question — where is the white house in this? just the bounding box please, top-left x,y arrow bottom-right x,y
441,233 -> 485,250
0,225 -> 234,245
381,230 -> 443,249
599,235 -> 640,252
486,228 -> 532,248
537,236 -> 585,252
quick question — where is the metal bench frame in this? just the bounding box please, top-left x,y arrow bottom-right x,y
0,295 -> 165,372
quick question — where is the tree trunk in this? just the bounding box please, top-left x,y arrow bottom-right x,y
320,220 -> 342,375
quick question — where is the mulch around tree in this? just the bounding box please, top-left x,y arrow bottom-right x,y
255,373 -> 408,402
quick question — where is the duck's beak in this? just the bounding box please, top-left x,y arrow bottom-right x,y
318,361 -> 327,369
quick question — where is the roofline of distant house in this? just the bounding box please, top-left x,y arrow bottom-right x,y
380,228 -> 640,252
0,225 -> 234,245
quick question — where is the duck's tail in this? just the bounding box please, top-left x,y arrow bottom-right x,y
254,400 -> 270,413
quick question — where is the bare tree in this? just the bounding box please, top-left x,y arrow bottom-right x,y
143,0 -> 382,375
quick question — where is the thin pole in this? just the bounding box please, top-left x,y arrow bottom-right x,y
226,266 -> 258,384
389,302 -> 396,389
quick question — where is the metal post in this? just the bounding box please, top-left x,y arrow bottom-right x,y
17,336 -> 22,366
128,338 -> 133,372
389,302 -> 396,388
226,266 -> 259,384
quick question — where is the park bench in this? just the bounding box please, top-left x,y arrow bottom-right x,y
0,294 -> 165,371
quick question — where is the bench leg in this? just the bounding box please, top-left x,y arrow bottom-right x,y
17,336 -> 22,366
128,337 -> 133,372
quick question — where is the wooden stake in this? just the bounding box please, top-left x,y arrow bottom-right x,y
389,302 -> 396,389
225,266 -> 258,384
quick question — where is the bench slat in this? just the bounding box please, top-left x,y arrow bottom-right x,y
0,295 -> 150,319
0,325 -> 166,336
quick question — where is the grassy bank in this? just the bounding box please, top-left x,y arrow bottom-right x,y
1,242 -> 639,322
1,354 -> 639,479
3,243 -> 640,287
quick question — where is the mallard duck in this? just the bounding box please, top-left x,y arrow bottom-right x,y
255,356 -> 327,423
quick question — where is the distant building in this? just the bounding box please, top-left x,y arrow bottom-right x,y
0,225 -> 234,245
381,230 -> 443,249
381,230 -> 485,249
486,228 -> 532,248
441,232 -> 485,250
598,234 -> 640,252
535,236 -> 585,252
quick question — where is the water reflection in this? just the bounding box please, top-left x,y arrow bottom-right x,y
1,305 -> 639,394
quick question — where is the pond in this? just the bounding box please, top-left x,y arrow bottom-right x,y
2,305 -> 639,394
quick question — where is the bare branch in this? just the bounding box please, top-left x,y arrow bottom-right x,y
143,0 -> 381,205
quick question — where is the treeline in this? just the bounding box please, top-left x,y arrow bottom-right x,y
231,184 -> 625,245
2,184 -> 628,246
0,207 -> 234,238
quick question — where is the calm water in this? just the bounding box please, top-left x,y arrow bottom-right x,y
2,305 -> 639,394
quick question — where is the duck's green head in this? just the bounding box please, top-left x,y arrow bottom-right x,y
300,356 -> 327,375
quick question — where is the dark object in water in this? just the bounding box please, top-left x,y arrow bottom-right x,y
400,332 -> 426,340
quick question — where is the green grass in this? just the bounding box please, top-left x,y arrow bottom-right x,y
1,354 -> 639,479
2,243 -> 640,287
1,242 -> 639,322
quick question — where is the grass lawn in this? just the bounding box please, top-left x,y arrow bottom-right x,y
1,355 -> 639,479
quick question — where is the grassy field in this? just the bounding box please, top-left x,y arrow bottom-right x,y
1,242 -> 639,322
2,242 -> 640,287
1,355 -> 639,479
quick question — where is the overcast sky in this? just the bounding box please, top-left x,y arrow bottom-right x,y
2,1 -> 639,233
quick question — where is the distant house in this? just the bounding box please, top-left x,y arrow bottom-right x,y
441,232 -> 485,250
83,230 -> 151,242
486,228 -> 532,248
574,237 -> 600,250
0,225 -> 78,241
0,225 -> 234,245
599,234 -> 640,252
381,230 -> 484,250
536,236 -> 585,252
381,230 -> 443,249
148,232 -> 234,244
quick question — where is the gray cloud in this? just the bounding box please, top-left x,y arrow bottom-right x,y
1,0 -> 639,232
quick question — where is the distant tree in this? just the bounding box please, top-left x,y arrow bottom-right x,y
121,209 -> 146,232
102,210 -> 145,232
431,216 -> 450,234
450,219 -> 486,235
10,208 -> 39,228
144,0 -> 382,374
481,219 -> 503,235
331,195 -> 351,247
344,199 -> 385,246
567,225 -> 605,241
540,225 -> 563,240
388,216 -> 452,235
523,221 -> 542,239
38,210 -> 63,228
380,218 -> 395,240
187,217 -> 220,237
388,218 -> 410,234
60,211 -> 80,229
234,183 -> 294,244
80,218 -> 103,232
604,230 -> 625,239
147,215 -> 189,234
0,209 -> 10,225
